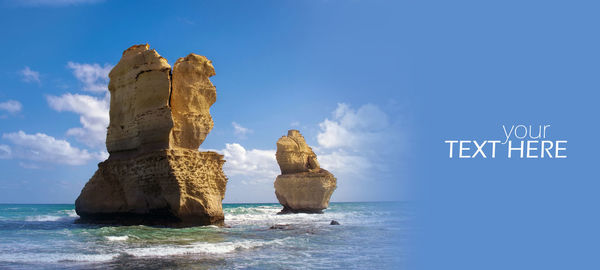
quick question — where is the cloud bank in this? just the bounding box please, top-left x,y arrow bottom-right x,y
317,103 -> 390,150
1,61 -> 112,168
2,131 -> 106,165
222,143 -> 279,185
47,93 -> 109,147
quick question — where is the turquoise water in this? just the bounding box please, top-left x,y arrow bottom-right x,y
0,202 -> 410,269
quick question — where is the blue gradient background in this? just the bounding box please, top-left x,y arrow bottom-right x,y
409,0 -> 600,269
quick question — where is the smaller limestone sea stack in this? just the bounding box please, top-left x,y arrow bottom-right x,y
274,130 -> 337,214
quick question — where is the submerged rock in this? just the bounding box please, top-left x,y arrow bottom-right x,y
274,130 -> 337,214
269,224 -> 293,230
330,220 -> 340,225
75,44 -> 227,227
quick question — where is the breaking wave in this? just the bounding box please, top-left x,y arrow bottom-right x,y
23,210 -> 78,222
105,235 -> 129,241
0,253 -> 119,264
125,238 -> 288,257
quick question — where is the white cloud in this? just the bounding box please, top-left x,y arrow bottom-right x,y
314,103 -> 398,177
0,100 -> 22,114
313,103 -> 399,183
15,0 -> 104,7
2,131 -> 105,165
0,144 -> 11,159
232,122 -> 252,138
67,62 -> 112,93
317,103 -> 389,150
20,66 -> 40,84
46,93 -> 109,147
318,149 -> 372,177
313,103 -> 406,201
221,143 -> 279,185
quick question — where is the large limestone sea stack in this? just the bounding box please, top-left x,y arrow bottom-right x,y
274,130 -> 337,214
75,44 -> 227,226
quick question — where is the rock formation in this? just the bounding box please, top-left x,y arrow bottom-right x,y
274,130 -> 337,214
75,44 -> 227,226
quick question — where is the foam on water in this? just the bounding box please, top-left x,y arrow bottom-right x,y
60,209 -> 79,218
223,204 -> 398,227
0,252 -> 119,263
105,235 -> 129,241
24,215 -> 65,222
21,209 -> 79,222
125,238 -> 288,257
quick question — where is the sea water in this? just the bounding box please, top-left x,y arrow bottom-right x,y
0,202 -> 410,269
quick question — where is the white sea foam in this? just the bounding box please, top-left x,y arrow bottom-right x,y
24,215 -> 64,222
225,206 -> 344,226
0,252 -> 119,263
59,209 -> 79,218
126,238 -> 288,257
23,209 -> 79,222
105,235 -> 129,241
223,204 -> 399,227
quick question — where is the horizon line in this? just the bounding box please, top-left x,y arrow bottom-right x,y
0,200 -> 410,205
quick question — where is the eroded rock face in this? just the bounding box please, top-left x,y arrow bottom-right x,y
75,150 -> 227,226
274,130 -> 337,214
170,54 -> 216,149
76,44 -> 227,226
106,44 -> 173,154
276,130 -> 320,174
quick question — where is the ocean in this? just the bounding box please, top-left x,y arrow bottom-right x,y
0,202 -> 410,269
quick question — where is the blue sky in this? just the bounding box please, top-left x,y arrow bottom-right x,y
0,0 -> 411,203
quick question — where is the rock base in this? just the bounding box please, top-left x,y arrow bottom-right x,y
277,207 -> 324,215
75,149 -> 227,227
274,169 -> 337,214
